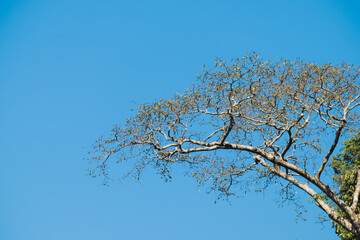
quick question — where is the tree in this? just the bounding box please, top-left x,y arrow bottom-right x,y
90,53 -> 360,238
332,133 -> 360,239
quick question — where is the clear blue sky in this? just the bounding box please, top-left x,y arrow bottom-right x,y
1,1 -> 360,239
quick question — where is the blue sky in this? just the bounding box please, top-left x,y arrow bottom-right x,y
1,0 -> 360,239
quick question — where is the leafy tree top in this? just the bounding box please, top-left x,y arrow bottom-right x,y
90,53 -> 360,238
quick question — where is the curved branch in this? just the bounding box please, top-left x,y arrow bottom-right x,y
316,121 -> 346,180
254,155 -> 356,235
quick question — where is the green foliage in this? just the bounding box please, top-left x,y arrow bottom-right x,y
332,133 -> 360,240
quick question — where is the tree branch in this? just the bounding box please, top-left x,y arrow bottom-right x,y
351,169 -> 360,211
254,155 -> 357,235
316,121 -> 346,180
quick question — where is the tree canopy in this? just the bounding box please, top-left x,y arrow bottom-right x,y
332,133 -> 360,239
90,53 -> 360,238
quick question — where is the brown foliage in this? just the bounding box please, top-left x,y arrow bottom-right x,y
90,53 -> 360,237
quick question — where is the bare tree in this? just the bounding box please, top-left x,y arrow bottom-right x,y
90,53 -> 360,238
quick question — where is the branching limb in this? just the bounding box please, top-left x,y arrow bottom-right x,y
351,169 -> 360,211
90,53 -> 360,237
220,114 -> 234,144
204,127 -> 224,142
253,155 -> 357,235
316,121 -> 346,180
